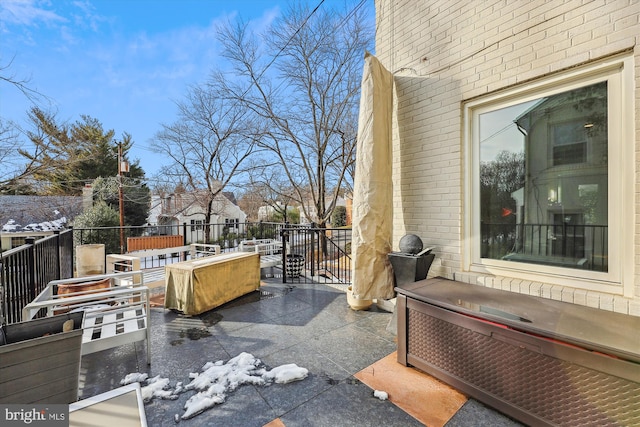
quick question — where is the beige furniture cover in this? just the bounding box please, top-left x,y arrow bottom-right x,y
351,52 -> 396,301
164,252 -> 260,315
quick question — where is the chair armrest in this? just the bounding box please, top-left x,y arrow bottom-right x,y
48,271 -> 144,288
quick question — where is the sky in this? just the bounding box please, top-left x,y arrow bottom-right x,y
0,0 -> 372,180
479,101 -> 536,163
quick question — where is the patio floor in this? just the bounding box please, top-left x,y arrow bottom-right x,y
77,276 -> 523,426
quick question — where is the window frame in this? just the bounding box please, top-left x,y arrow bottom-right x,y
463,54 -> 634,297
550,119 -> 588,166
190,219 -> 204,232
225,218 -> 239,229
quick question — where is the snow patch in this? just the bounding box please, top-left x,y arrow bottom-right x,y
121,352 -> 308,421
374,390 -> 388,400
2,216 -> 68,233
121,372 -> 148,385
263,363 -> 309,384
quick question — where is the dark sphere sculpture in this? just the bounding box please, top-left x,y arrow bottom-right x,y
399,234 -> 423,255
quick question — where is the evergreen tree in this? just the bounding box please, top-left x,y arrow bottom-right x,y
92,176 -> 151,228
17,107 -> 145,195
331,206 -> 347,227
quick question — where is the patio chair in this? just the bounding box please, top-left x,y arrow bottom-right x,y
22,271 -> 151,364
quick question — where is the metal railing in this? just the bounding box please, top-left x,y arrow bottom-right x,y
1,230 -> 73,324
1,223 -> 352,324
281,226 -> 351,285
75,222 -> 353,284
481,222 -> 608,271
73,221 -> 285,254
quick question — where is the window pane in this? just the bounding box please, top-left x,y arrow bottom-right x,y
479,82 -> 608,271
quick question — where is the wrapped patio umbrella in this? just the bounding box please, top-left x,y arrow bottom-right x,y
350,52 -> 395,307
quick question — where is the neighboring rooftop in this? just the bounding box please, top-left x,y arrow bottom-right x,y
0,195 -> 83,233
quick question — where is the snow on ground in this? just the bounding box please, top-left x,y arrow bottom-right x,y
373,390 -> 388,400
121,352 -> 308,421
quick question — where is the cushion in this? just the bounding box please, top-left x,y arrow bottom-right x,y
54,278 -> 112,314
56,278 -> 111,296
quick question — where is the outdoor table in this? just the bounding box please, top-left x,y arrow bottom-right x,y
69,383 -> 147,426
164,252 -> 260,315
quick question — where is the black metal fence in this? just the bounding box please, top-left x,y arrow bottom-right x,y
1,230 -> 74,325
1,223 -> 352,324
281,226 -> 351,286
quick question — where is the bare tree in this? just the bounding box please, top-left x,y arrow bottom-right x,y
242,166 -> 301,223
0,118 -> 24,192
0,58 -> 50,192
237,185 -> 265,222
0,56 -> 47,105
151,82 -> 259,241
215,1 -> 372,228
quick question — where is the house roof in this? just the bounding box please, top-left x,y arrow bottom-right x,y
0,195 -> 84,233
146,190 -> 246,224
514,82 -> 607,133
223,191 -> 237,205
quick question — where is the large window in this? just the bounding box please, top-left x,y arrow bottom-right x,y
464,55 -> 633,295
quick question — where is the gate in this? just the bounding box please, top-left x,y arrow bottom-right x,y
281,226 -> 351,287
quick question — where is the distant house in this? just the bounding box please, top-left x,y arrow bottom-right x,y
503,85 -> 608,270
257,203 -> 299,222
146,191 -> 247,244
0,195 -> 84,251
298,196 -> 347,226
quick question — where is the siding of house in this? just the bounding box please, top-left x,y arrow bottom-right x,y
146,193 -> 247,243
375,0 -> 640,315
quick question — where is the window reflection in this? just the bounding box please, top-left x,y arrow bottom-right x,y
479,82 -> 608,271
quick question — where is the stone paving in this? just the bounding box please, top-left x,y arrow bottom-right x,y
78,277 -> 522,427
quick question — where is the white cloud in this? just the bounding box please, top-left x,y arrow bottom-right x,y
0,0 -> 67,27
70,0 -> 106,32
248,5 -> 281,34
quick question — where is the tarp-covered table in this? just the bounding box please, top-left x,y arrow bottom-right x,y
164,252 -> 260,315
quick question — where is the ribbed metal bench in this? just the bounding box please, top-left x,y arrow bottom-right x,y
396,277 -> 640,426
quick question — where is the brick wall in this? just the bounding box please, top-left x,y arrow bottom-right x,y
374,0 -> 640,314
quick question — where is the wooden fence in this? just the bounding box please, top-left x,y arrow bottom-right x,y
126,235 -> 184,252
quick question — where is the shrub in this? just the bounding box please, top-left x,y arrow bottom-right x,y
331,206 -> 347,227
72,201 -> 120,254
